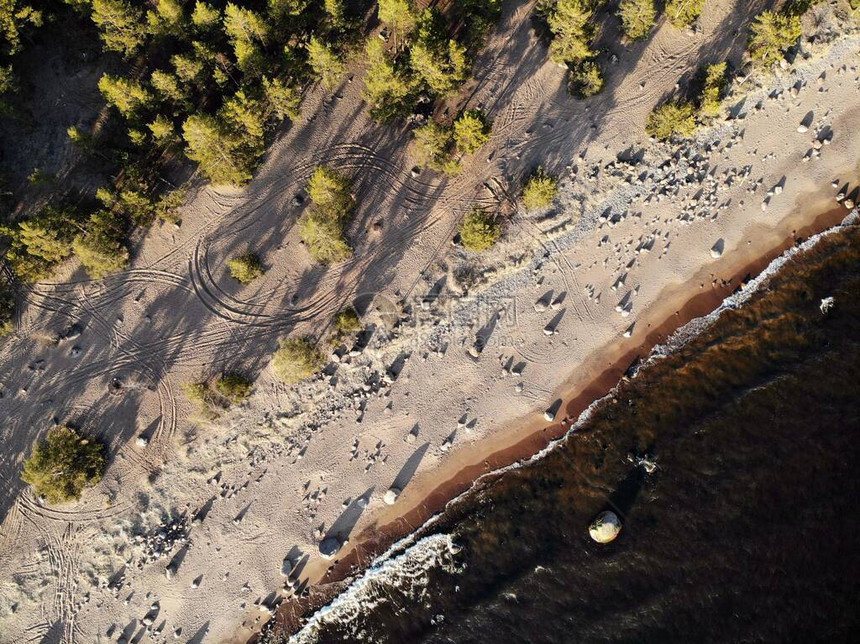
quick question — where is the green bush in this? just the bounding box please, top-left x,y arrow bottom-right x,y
522,168 -> 559,211
459,207 -> 502,251
568,60 -> 603,98
271,337 -> 325,383
747,11 -> 802,65
646,101 -> 698,141
698,62 -> 728,120
333,307 -> 361,335
227,252 -> 264,284
299,211 -> 353,264
215,373 -> 253,403
665,0 -> 706,28
21,426 -> 106,504
307,166 -> 354,220
412,120 -> 460,173
182,381 -> 224,421
618,0 -> 656,41
300,166 -> 354,264
453,109 -> 491,154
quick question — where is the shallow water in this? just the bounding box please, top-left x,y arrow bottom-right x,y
283,223 -> 860,644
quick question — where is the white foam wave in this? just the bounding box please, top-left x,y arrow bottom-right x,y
290,533 -> 458,643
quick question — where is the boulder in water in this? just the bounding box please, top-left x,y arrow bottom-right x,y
589,511 -> 621,543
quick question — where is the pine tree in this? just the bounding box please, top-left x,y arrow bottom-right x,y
363,38 -> 416,122
747,11 -> 801,65
618,0 -> 656,41
307,36 -> 346,90
665,0 -> 706,29
90,0 -> 147,57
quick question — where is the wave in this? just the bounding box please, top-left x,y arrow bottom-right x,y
290,534 -> 459,643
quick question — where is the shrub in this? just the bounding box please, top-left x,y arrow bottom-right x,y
182,381 -> 224,421
301,166 -> 354,264
568,60 -> 603,97
665,0 -> 705,28
459,207 -> 502,251
271,337 -> 324,383
227,253 -> 264,284
747,11 -> 802,65
453,109 -> 491,154
522,168 -> 559,211
646,101 -> 698,140
698,62 -> 728,120
618,0 -> 657,40
215,373 -> 253,403
413,120 -> 459,173
307,166 -> 354,220
333,307 -> 361,335
299,211 -> 353,264
21,426 -> 106,504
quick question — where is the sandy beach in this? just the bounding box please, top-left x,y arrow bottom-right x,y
1,2 -> 859,643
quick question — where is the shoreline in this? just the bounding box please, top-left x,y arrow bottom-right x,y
260,197 -> 853,639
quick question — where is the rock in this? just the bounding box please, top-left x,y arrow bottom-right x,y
710,239 -> 724,259
136,435 -> 149,448
797,124 -> 809,133
544,408 -> 556,422
281,558 -> 293,577
589,511 -> 622,543
844,199 -> 855,210
319,537 -> 342,559
383,487 -> 401,505
820,296 -> 835,314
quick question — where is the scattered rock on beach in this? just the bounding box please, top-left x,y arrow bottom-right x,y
383,487 -> 401,505
589,511 -> 622,543
319,537 -> 342,559
710,239 -> 724,259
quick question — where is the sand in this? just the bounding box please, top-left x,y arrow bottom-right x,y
1,2 -> 859,643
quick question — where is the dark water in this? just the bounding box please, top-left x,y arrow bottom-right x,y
286,222 -> 860,644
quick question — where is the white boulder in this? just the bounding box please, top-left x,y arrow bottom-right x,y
589,511 -> 622,543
